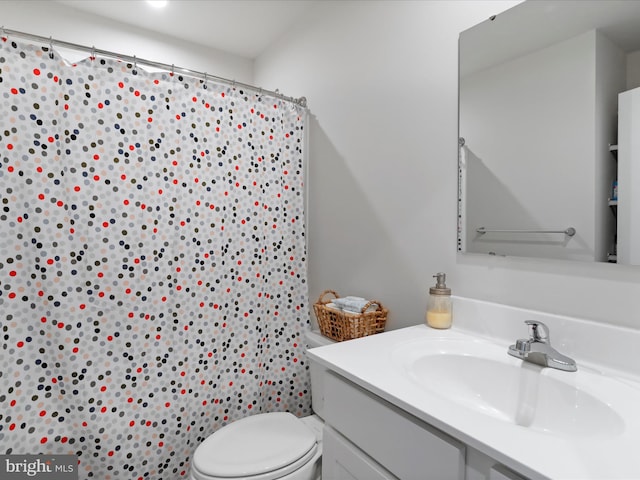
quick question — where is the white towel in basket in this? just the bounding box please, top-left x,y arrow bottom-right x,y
332,296 -> 377,313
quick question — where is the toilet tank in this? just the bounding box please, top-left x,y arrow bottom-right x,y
304,329 -> 334,419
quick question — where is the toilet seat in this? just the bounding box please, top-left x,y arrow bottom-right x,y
191,412 -> 318,480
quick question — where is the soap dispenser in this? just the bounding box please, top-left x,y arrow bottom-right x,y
426,272 -> 452,329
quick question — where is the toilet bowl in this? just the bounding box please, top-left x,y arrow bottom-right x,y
189,330 -> 332,480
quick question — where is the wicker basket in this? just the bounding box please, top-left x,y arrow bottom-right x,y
313,290 -> 388,342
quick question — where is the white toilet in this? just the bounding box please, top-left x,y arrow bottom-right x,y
189,330 -> 333,480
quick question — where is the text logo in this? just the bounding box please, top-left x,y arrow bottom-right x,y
0,455 -> 77,479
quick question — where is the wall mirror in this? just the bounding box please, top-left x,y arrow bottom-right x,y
458,0 -> 640,265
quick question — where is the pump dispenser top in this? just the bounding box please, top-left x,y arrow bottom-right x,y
426,272 -> 453,329
430,272 -> 451,296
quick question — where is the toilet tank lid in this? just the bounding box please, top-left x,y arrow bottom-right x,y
192,412 -> 316,477
304,329 -> 334,348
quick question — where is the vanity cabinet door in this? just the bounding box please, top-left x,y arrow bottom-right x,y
323,425 -> 398,480
324,371 -> 465,480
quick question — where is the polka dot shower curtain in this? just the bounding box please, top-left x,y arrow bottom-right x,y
0,37 -> 310,478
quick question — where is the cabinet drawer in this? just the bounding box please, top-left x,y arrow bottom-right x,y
323,425 -> 398,480
324,371 -> 465,480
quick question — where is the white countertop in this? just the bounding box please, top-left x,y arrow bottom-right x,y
307,297 -> 640,480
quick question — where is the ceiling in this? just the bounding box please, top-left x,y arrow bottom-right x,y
54,0 -> 319,60
461,0 -> 640,77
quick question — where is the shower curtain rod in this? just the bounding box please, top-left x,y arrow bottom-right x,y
1,27 -> 308,108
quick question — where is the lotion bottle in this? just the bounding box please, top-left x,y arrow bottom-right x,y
426,272 -> 452,329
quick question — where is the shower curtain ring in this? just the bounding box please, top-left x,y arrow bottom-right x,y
48,36 -> 54,59
171,64 -> 175,76
91,45 -> 96,61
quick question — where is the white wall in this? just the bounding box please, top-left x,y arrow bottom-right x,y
627,50 -> 640,89
255,0 -> 640,331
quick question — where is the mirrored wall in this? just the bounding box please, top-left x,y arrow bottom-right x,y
458,0 -> 640,265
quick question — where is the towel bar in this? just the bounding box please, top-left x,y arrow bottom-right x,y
476,227 -> 576,236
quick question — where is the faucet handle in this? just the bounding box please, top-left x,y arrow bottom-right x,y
525,320 -> 550,343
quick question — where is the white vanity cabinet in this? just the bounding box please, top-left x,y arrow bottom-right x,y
322,371 -> 528,480
323,371 -> 464,480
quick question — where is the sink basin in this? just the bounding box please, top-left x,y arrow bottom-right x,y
392,336 -> 626,437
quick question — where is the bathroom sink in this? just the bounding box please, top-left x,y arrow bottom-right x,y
392,336 -> 626,437
309,304 -> 640,479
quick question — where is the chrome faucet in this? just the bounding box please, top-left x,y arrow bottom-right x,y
508,320 -> 577,372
